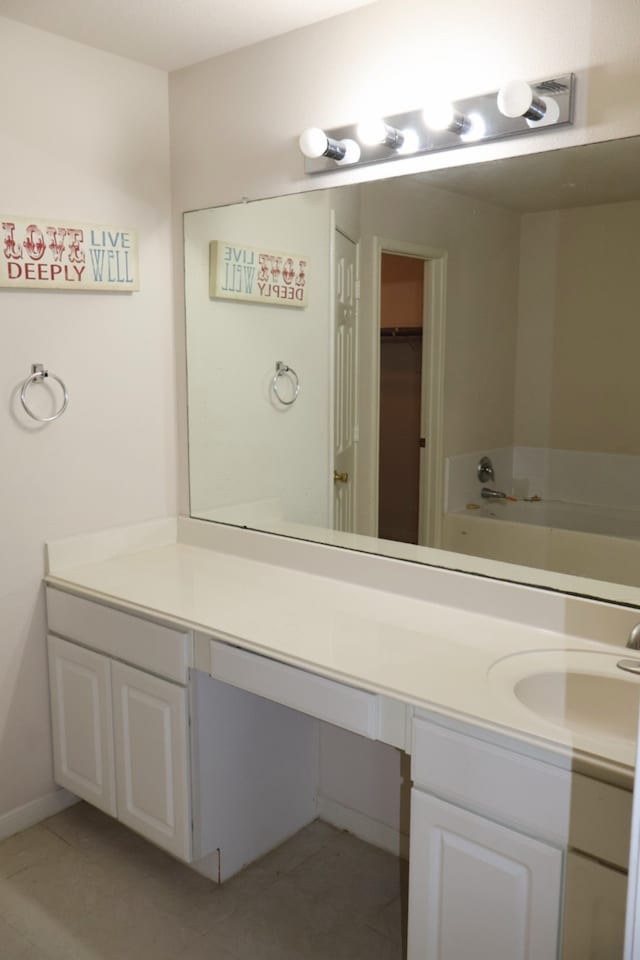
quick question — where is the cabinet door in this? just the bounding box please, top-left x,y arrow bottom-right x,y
47,634 -> 116,816
111,661 -> 191,861
563,851 -> 626,959
408,789 -> 562,960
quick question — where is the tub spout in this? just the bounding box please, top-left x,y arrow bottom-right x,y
481,487 -> 507,500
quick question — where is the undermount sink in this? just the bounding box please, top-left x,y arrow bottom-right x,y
488,649 -> 640,749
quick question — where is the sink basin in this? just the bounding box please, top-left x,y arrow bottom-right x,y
514,670 -> 639,743
488,650 -> 640,750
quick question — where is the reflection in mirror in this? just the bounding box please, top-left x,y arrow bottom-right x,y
184,136 -> 640,600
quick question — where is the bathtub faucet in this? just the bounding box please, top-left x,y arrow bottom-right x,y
481,487 -> 507,500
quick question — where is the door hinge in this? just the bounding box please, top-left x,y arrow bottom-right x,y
354,424 -> 360,442
419,437 -> 427,448
354,279 -> 361,300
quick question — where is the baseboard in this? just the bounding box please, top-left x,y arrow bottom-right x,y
317,795 -> 409,860
0,789 -> 78,842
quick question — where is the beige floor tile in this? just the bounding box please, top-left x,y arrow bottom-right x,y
198,874 -> 341,958
1,808 -> 406,960
0,914 -> 40,958
365,895 -> 406,946
256,819 -> 340,877
0,826 -> 72,879
0,844 -> 127,958
44,803 -> 176,886
286,830 -> 403,923
59,891 -> 204,960
174,933 -> 240,960
310,920 -> 404,959
204,818 -> 341,904
363,858 -> 408,946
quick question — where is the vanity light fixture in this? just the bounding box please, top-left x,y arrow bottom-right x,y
299,73 -> 575,174
298,127 -> 361,165
497,79 -> 561,127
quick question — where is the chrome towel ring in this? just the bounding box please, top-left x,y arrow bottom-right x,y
21,363 -> 69,422
272,361 -> 300,406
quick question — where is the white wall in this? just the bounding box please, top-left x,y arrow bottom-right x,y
0,19 -> 175,824
168,0 -> 640,853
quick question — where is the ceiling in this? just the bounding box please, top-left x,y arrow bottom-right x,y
417,137 -> 640,213
0,0 -> 377,72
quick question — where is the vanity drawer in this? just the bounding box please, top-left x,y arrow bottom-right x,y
209,638 -> 379,738
46,587 -> 191,683
412,716 -> 573,845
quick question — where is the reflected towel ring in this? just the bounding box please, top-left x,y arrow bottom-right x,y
272,361 -> 300,406
20,363 -> 69,422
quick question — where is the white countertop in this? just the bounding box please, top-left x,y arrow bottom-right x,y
45,518 -> 639,778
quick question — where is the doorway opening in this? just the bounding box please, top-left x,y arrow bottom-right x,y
378,253 -> 424,544
373,239 -> 446,549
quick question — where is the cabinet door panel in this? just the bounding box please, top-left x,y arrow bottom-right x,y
563,852 -> 626,959
408,789 -> 562,960
47,635 -> 116,815
112,661 -> 191,861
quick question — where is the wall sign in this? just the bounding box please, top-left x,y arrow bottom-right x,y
0,217 -> 139,291
210,240 -> 308,307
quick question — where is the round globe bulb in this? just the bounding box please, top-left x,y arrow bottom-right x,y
526,96 -> 560,127
397,128 -> 420,155
460,112 -> 486,143
422,100 -> 455,131
497,80 -> 533,118
336,139 -> 361,165
356,118 -> 388,146
299,127 -> 329,159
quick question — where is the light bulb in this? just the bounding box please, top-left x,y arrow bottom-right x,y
422,100 -> 457,131
298,127 -> 357,163
335,139 -> 361,165
299,127 -> 330,159
397,128 -> 420,155
356,118 -> 404,150
497,80 -> 560,127
497,80 -> 535,118
459,112 -> 486,143
356,118 -> 388,146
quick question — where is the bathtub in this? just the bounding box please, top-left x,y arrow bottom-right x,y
442,499 -> 640,588
468,499 -> 640,540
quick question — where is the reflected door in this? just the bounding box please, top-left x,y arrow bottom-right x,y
333,229 -> 358,532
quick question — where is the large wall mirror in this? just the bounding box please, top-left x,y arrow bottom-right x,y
184,135 -> 640,605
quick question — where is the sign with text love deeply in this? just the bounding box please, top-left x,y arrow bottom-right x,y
209,241 -> 308,307
0,218 -> 139,291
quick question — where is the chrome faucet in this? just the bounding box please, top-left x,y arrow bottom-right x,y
481,487 -> 507,500
627,624 -> 640,649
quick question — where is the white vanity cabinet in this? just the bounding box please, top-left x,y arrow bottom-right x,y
46,588 -> 193,861
407,713 -> 632,960
408,789 -> 562,959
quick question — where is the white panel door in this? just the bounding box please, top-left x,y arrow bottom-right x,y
112,660 -> 191,861
408,789 -> 562,960
47,634 -> 116,816
333,229 -> 358,532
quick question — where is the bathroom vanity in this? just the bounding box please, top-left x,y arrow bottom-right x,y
44,518 -> 635,959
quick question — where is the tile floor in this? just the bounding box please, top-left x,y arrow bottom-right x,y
0,803 -> 407,959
